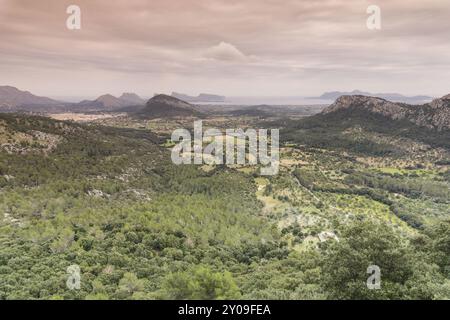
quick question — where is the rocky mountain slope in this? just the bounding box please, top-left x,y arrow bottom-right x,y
322,94 -> 450,131
278,94 -> 450,157
316,90 -> 433,104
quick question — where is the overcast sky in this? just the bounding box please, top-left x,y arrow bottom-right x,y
1,0 -> 449,99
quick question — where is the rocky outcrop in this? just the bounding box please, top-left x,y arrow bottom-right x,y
316,90 -> 433,104
322,94 -> 450,131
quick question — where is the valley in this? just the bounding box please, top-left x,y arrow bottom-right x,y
0,93 -> 449,299
2,0 -> 449,303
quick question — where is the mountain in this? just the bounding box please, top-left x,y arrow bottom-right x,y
0,86 -> 63,111
171,92 -> 226,103
118,92 -> 145,105
94,94 -> 127,109
316,90 -> 433,104
322,94 -> 450,131
77,93 -> 144,110
279,94 -> 450,158
136,94 -> 203,118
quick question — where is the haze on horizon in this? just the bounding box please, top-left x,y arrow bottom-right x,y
1,0 -> 449,99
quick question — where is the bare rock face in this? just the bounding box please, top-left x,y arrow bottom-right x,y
429,94 -> 450,109
322,94 -> 450,131
323,95 -> 408,119
422,95 -> 450,131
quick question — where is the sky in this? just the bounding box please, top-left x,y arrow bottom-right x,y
0,0 -> 449,99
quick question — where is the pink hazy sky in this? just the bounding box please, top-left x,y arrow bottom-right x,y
0,0 -> 449,98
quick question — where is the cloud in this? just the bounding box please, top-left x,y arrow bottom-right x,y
204,42 -> 247,61
0,0 -> 449,97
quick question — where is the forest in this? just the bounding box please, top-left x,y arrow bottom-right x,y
0,112 -> 449,299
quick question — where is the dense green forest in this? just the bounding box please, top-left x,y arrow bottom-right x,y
0,113 -> 449,299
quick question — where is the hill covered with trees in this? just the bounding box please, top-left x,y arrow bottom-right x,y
0,111 -> 449,300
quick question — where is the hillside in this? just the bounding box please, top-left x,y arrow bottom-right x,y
274,95 -> 450,159
135,94 -> 203,118
322,94 -> 450,131
0,112 -> 278,300
1,105 -> 449,300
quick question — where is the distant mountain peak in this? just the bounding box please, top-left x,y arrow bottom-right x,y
120,92 -> 138,98
136,94 -> 202,119
119,92 -> 145,104
93,94 -> 126,108
322,95 -> 405,119
0,85 -> 62,110
99,93 -> 114,98
77,93 -> 144,110
171,92 -> 226,102
96,93 -> 116,100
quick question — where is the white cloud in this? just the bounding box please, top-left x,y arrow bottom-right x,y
204,42 -> 247,61
1,0 -> 450,96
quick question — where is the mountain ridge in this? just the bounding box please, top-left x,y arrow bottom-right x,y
76,93 -> 145,110
321,94 -> 450,131
316,90 -> 433,104
171,92 -> 226,103
0,86 -> 63,110
0,86 -> 147,112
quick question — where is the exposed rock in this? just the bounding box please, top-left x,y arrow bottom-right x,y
322,94 -> 450,131
87,189 -> 109,198
318,231 -> 339,243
